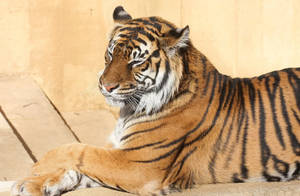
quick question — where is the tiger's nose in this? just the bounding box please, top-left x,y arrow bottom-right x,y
103,83 -> 119,93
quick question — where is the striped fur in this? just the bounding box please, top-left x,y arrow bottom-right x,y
12,6 -> 300,196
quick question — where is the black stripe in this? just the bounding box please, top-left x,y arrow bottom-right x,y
129,40 -> 141,53
115,185 -> 129,193
119,86 -> 135,91
263,171 -> 281,182
258,90 -> 270,165
141,62 -> 149,72
149,17 -> 175,29
202,71 -> 211,96
154,59 -> 161,82
127,22 -> 140,26
279,88 -> 300,155
232,173 -> 244,183
201,55 -> 208,79
292,109 -> 300,124
221,85 -> 238,153
223,78 -> 235,108
246,79 -> 256,122
132,51 -> 137,58
122,140 -> 166,151
258,90 -> 272,180
120,27 -> 155,42
218,74 -> 223,93
265,73 -> 285,149
179,47 -> 189,74
134,18 -> 162,32
235,80 -> 246,142
143,75 -> 156,85
223,128 -> 238,168
84,175 -> 130,193
139,30 -> 155,42
120,124 -> 164,142
128,60 -> 143,68
186,173 -> 195,189
146,27 -> 161,36
118,34 -> 130,38
170,176 -> 184,190
240,115 -> 249,179
162,139 -> 186,183
174,147 -> 197,178
133,74 -> 144,83
119,26 -> 144,32
101,183 -> 129,193
133,143 -> 185,163
157,60 -> 170,91
179,177 -> 185,189
134,37 -> 147,45
173,89 -> 190,100
151,49 -> 160,58
272,155 -> 289,178
169,177 -> 184,191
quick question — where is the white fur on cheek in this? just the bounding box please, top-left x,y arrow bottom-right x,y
98,69 -> 104,85
98,69 -> 104,78
136,69 -> 178,114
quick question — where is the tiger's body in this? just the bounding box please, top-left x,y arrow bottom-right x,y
12,6 -> 300,196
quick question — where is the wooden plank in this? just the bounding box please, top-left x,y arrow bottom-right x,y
0,192 -> 10,196
0,181 -> 15,192
1,181 -> 300,195
0,75 -> 78,159
64,181 -> 300,196
62,110 -> 116,147
0,112 -> 32,180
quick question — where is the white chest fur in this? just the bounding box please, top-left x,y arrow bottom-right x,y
109,118 -> 126,148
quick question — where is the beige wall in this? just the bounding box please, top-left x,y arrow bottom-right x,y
1,0 -> 300,112
0,0 -> 30,74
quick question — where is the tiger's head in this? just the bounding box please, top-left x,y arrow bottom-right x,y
99,6 -> 190,115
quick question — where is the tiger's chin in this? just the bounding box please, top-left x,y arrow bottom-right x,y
104,96 -> 126,108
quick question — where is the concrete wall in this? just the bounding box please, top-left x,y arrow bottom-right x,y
0,0 -> 30,74
1,0 -> 300,112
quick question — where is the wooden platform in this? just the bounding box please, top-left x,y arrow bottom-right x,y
0,75 -> 300,196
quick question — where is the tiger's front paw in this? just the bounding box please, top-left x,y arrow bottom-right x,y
11,177 -> 45,196
11,170 -> 82,196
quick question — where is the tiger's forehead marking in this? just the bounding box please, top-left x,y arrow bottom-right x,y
107,31 -> 154,63
107,16 -> 176,53
105,16 -> 177,64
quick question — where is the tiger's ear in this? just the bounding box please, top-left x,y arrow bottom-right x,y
160,25 -> 190,54
113,6 -> 132,24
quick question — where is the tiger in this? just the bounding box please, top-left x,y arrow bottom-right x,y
12,5 -> 300,196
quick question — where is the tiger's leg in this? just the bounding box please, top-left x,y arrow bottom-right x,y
11,143 -> 166,196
